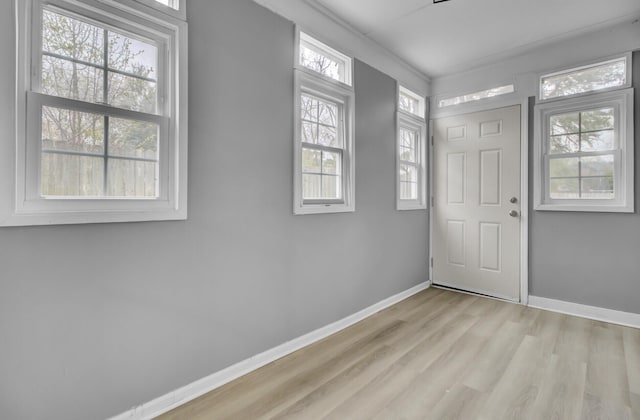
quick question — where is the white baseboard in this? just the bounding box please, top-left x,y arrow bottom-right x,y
528,295 -> 640,329
109,281 -> 431,420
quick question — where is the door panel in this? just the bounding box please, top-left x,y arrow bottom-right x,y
447,220 -> 466,266
433,105 -> 521,301
447,153 -> 466,204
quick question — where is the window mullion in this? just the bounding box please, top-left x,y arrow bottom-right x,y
103,28 -> 109,105
578,111 -> 582,198
103,29 -> 109,195
103,116 -> 109,195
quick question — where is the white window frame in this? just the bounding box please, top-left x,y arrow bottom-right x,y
294,31 -> 354,215
538,54 -> 631,103
396,112 -> 427,210
398,85 -> 425,118
2,0 -> 188,226
534,88 -> 634,212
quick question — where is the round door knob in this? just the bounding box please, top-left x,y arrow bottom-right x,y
509,210 -> 519,217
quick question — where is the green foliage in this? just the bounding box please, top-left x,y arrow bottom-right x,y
42,10 -> 158,152
40,9 -> 159,197
542,61 -> 626,100
547,107 -> 616,199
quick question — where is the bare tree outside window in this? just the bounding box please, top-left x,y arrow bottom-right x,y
300,93 -> 342,200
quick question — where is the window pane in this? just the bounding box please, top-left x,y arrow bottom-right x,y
581,155 -> 614,177
42,106 -> 104,154
400,164 -> 418,183
42,56 -> 104,103
302,173 -> 321,199
550,178 -> 579,199
400,146 -> 416,163
302,148 -> 321,173
400,128 -> 416,149
400,181 -> 418,200
109,118 -> 158,159
549,135 -> 579,154
301,121 -> 317,144
108,72 -> 157,113
301,95 -> 318,121
399,93 -> 419,115
107,159 -> 158,197
302,174 -> 342,200
581,108 -> 614,132
108,32 -> 158,79
541,58 -> 626,100
321,175 -> 341,199
550,112 -> 579,135
581,177 -> 614,199
438,84 -> 514,108
319,101 -> 337,126
42,10 -> 104,66
321,151 -> 341,175
400,128 -> 417,163
581,131 -> 614,152
154,0 -> 178,10
300,44 -> 344,82
41,153 -> 104,196
550,158 -> 579,177
318,125 -> 338,147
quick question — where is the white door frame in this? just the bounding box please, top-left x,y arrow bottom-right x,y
429,98 -> 529,304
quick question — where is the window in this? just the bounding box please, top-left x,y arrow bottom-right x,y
396,86 -> 426,210
534,88 -> 634,212
2,0 -> 188,226
399,85 -> 425,118
294,32 -> 354,214
438,84 -> 515,108
299,32 -> 352,86
540,56 -> 629,101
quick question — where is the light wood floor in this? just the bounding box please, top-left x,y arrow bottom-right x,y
158,288 -> 640,420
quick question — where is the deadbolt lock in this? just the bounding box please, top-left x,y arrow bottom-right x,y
510,197 -> 518,204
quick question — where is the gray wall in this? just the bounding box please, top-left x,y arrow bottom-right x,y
528,51 -> 640,314
0,1 -> 428,419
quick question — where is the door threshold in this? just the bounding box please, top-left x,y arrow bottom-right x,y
432,284 -> 520,305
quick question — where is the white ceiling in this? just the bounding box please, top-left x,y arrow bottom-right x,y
312,0 -> 640,78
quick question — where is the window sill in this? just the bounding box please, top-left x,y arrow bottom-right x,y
397,202 -> 427,211
1,206 -> 187,227
534,202 -> 634,213
293,202 -> 355,215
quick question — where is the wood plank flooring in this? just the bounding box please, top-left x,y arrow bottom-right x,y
157,288 -> 640,420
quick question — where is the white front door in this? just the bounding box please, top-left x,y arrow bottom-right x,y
432,105 -> 521,301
